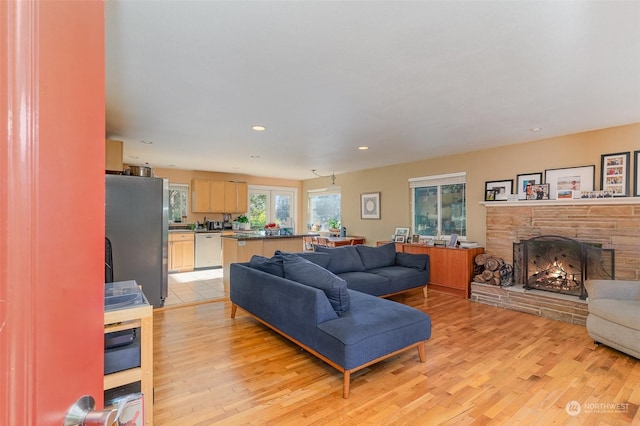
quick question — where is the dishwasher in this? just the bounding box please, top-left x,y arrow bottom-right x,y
195,233 -> 222,268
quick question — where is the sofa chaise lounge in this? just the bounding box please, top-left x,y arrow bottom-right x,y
230,249 -> 432,398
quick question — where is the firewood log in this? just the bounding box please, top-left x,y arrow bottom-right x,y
482,270 -> 494,280
475,253 -> 488,266
486,257 -> 500,271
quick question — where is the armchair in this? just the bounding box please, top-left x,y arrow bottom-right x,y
584,279 -> 640,359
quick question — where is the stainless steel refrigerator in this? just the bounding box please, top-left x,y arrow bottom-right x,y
106,174 -> 168,307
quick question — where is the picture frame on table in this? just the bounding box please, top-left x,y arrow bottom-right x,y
448,233 -> 458,248
545,165 -> 595,200
601,152 -> 630,197
411,234 -> 420,244
394,227 -> 410,238
394,235 -> 406,243
484,180 -> 513,201
516,172 -> 543,200
635,150 -> 640,197
360,192 -> 381,219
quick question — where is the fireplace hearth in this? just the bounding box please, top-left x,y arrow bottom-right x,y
513,236 -> 615,299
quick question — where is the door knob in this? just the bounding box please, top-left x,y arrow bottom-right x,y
64,395 -> 117,426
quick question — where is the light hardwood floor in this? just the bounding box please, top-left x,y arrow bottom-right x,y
153,289 -> 640,425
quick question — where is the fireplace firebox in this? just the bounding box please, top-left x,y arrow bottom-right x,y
513,236 -> 614,299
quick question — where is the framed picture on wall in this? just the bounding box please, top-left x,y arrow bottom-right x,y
601,152 -> 630,196
360,192 -> 381,219
516,172 -> 543,200
545,165 -> 595,200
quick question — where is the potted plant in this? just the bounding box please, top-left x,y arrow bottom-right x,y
328,218 -> 340,234
236,214 -> 250,230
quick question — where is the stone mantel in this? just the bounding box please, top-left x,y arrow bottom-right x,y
480,197 -> 640,208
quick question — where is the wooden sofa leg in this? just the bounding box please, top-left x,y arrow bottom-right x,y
343,371 -> 351,398
422,286 -> 428,298
417,341 -> 426,362
230,304 -> 237,318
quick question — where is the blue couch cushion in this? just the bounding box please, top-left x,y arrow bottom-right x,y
249,255 -> 284,277
315,245 -> 365,274
395,252 -> 429,271
335,271 -> 390,296
356,243 -> 397,270
274,250 -> 331,269
283,255 -> 350,316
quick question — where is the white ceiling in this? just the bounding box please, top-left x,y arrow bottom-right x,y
105,1 -> 640,180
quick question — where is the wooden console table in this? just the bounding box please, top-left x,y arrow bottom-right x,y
378,241 -> 484,299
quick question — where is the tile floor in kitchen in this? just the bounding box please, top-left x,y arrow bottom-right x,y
164,268 -> 227,307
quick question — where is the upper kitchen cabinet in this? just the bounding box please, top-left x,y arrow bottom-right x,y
105,139 -> 123,172
191,179 -> 247,213
224,181 -> 248,213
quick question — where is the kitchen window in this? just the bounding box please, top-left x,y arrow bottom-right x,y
410,172 -> 466,238
168,183 -> 189,223
248,186 -> 297,229
308,187 -> 341,231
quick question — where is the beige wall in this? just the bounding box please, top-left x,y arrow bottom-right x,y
151,168 -> 303,224
302,123 -> 640,246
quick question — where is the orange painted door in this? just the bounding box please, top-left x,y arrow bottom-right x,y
1,1 -> 106,425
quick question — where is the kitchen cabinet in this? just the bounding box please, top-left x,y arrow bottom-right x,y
105,139 -> 123,172
104,299 -> 152,425
168,232 -> 195,272
224,181 -> 248,213
191,179 -> 247,213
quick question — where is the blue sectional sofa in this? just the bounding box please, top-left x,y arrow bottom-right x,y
230,247 -> 432,398
315,242 -> 430,297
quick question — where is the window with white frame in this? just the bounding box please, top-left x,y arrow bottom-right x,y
168,183 -> 189,223
248,185 -> 297,229
410,172 -> 466,238
308,187 -> 341,231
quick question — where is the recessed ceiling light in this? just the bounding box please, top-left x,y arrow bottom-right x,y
250,155 -> 260,158
140,140 -> 153,144
358,146 -> 369,150
529,127 -> 542,132
252,125 -> 266,131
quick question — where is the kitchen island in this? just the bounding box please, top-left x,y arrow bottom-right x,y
221,232 -> 315,292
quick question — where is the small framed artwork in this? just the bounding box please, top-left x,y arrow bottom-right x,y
526,183 -> 550,200
411,234 -> 420,244
361,192 -> 381,219
545,165 -> 595,200
516,172 -> 543,200
394,235 -> 406,243
484,180 -> 513,201
448,233 -> 458,248
601,152 -> 630,196
394,227 -> 410,238
635,150 -> 640,197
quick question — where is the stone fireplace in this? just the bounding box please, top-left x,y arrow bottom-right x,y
513,235 -> 615,299
470,199 -> 640,324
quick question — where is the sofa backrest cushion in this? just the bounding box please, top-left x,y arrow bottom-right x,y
395,252 -> 429,271
356,243 -> 397,270
315,245 -> 366,274
274,250 -> 330,269
249,255 -> 284,277
283,254 -> 350,316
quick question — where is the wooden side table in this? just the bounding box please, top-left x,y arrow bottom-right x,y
104,301 -> 153,425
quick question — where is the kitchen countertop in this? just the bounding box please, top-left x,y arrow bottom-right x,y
222,232 -> 317,240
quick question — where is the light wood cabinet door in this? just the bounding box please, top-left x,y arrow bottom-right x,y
169,233 -> 195,271
191,179 -> 210,213
105,139 -> 123,172
210,181 -> 225,213
236,182 -> 248,212
224,182 -> 238,213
